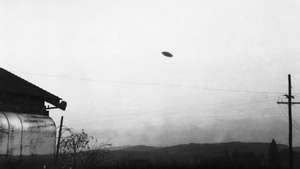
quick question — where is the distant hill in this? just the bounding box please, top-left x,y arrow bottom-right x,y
112,142 -> 294,157
105,142 -> 300,169
163,142 -> 288,157
121,145 -> 157,151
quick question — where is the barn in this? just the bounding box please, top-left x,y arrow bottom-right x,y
0,68 -> 67,156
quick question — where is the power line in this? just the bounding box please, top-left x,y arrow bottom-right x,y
64,97 -> 290,123
17,71 -> 284,95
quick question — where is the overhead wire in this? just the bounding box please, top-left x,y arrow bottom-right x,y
16,71 -> 284,95
16,71 -> 300,136
73,96 -> 284,124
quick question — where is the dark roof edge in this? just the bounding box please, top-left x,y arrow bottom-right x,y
0,68 -> 67,111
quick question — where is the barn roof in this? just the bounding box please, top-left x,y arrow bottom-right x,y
0,68 -> 67,110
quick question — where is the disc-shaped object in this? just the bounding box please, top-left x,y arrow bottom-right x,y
162,51 -> 173,57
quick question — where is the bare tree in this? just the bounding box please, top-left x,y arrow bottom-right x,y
58,127 -> 111,169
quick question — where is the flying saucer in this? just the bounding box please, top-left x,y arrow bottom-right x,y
161,51 -> 173,57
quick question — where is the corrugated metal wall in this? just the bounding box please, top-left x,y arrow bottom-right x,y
0,112 -> 56,156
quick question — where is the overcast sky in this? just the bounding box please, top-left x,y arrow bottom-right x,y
1,0 -> 300,146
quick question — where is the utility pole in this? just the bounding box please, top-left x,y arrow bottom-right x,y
277,74 -> 300,169
55,116 -> 64,167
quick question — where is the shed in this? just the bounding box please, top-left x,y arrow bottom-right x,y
0,67 -> 67,156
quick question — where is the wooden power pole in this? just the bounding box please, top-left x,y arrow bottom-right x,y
277,74 -> 300,169
55,116 -> 64,167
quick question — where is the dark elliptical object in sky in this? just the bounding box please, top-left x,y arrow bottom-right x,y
162,51 -> 173,57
